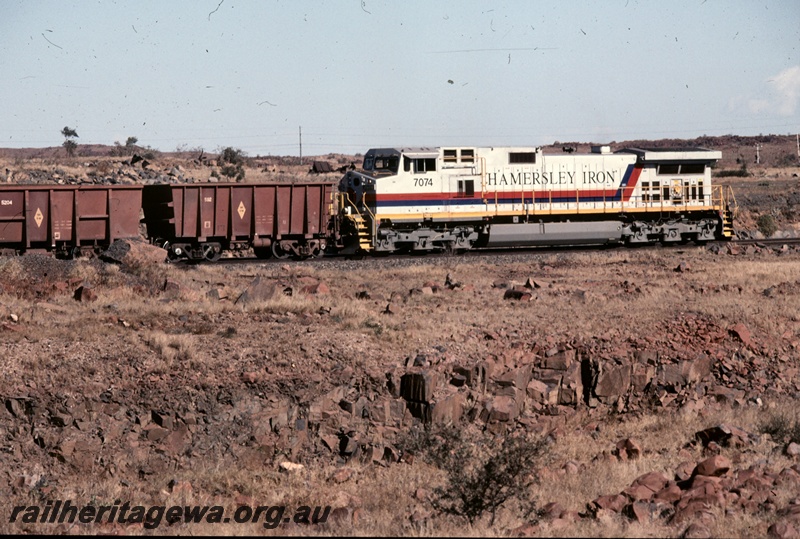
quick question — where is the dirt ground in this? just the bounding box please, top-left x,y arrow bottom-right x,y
1,140 -> 800,537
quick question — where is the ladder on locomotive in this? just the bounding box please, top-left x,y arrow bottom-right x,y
350,213 -> 372,251
714,185 -> 738,238
339,191 -> 374,252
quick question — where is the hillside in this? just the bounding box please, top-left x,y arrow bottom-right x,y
2,133 -> 798,169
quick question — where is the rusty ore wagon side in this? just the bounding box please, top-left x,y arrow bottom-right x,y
141,182 -> 337,261
0,185 -> 143,256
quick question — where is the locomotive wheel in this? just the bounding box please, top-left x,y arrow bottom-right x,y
272,242 -> 291,260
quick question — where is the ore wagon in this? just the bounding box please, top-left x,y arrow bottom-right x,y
0,184 -> 143,256
141,182 -> 336,261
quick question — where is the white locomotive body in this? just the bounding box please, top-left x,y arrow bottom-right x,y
338,145 -> 735,253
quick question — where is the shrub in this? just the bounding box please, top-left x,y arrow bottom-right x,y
756,214 -> 778,237
404,424 -> 544,526
715,168 -> 750,178
218,146 -> 246,181
759,405 -> 800,444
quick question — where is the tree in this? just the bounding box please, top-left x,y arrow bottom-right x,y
114,136 -> 139,156
218,146 -> 246,181
61,126 -> 78,157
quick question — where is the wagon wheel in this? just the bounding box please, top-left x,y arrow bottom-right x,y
166,248 -> 181,262
202,243 -> 222,262
271,241 -> 291,260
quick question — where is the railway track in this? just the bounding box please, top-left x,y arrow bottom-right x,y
730,236 -> 800,247
188,242 -> 690,267
182,234 -> 800,268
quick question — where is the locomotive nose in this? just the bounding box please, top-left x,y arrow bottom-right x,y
339,170 -> 363,191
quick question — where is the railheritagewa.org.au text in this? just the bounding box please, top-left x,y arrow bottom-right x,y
9,500 -> 332,530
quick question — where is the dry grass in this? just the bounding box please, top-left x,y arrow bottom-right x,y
1,246 -> 799,537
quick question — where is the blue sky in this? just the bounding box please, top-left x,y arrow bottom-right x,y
2,0 -> 799,156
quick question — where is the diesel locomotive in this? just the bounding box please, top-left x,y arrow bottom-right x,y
337,145 -> 736,254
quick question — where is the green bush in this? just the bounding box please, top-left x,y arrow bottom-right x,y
218,146 -> 246,181
756,214 -> 778,237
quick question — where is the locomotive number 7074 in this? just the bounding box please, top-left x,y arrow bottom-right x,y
414,178 -> 433,187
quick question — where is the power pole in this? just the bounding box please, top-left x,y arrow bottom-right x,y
755,143 -> 761,165
299,126 -> 303,166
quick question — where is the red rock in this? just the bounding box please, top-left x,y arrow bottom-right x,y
615,437 -> 642,460
162,279 -> 180,292
654,483 -> 683,503
623,483 -> 656,502
729,323 -> 752,347
145,425 -> 170,442
768,521 -> 799,539
487,395 -> 519,422
595,362 -> 631,402
695,424 -> 754,448
623,501 -> 653,523
160,426 -> 189,455
431,392 -> 464,425
694,455 -> 732,477
331,468 -> 355,483
671,499 -> 716,525
682,522 -> 713,538
400,371 -> 435,403
526,379 -> 548,403
301,281 -> 330,295
632,471 -> 669,492
241,371 -> 260,384
495,365 -> 533,390
543,350 -> 575,370
504,289 -> 532,301
591,494 -> 627,513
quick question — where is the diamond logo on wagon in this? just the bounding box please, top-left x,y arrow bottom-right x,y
34,207 -> 43,228
237,201 -> 246,219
